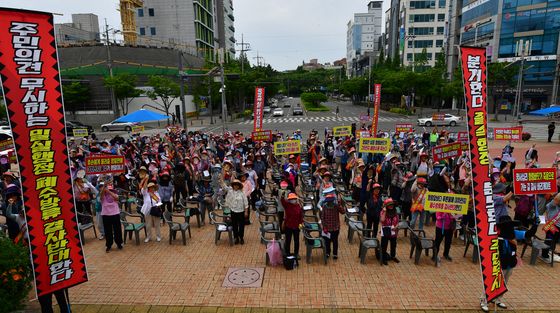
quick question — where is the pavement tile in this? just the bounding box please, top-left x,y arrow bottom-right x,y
97,305 -> 119,313
149,306 -> 169,313
182,307 -> 201,313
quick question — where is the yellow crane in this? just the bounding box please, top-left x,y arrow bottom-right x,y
119,0 -> 143,45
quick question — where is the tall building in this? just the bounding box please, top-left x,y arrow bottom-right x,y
214,0 -> 236,59
55,13 -> 100,44
399,0 -> 450,68
448,0 -> 559,110
136,0 -> 216,60
346,1 -> 384,77
384,0 -> 402,60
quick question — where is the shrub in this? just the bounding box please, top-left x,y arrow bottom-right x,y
243,109 -> 252,117
302,100 -> 330,111
0,235 -> 33,312
522,132 -> 531,141
389,107 -> 413,115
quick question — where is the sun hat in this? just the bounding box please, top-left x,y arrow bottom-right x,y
372,183 -> 382,190
147,182 -> 156,188
231,179 -> 243,188
287,193 -> 298,200
383,198 -> 395,207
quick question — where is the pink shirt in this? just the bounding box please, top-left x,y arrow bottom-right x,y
101,191 -> 120,216
436,212 -> 455,230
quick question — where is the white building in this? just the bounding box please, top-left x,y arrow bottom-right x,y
400,0 -> 449,68
55,13 -> 100,44
346,1 -> 383,77
136,0 -> 217,60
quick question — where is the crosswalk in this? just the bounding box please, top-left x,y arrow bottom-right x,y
239,116 -> 406,125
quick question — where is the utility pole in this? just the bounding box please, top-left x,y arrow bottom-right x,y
178,50 -> 187,129
105,19 -> 118,120
513,39 -> 531,120
253,51 -> 264,67
551,32 -> 560,106
236,33 -> 251,74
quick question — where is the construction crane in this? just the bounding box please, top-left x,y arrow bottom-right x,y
119,0 -> 143,45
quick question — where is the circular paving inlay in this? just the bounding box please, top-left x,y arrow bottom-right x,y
226,268 -> 261,286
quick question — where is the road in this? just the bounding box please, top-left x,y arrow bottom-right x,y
203,97 -> 468,136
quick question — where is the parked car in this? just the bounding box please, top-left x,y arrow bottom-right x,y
101,120 -> 138,132
417,114 -> 461,127
264,106 -> 271,113
292,107 -> 304,116
283,101 -> 291,108
271,102 -> 278,108
272,108 -> 284,117
66,121 -> 94,135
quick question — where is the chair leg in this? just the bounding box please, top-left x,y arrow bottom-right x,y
135,230 -> 140,245
197,214 -> 201,228
360,247 -> 367,264
93,226 -> 97,238
409,243 -> 415,259
80,230 -> 86,245
169,230 -> 173,245
414,245 -> 421,265
228,231 -> 233,246
188,226 -> 192,238
123,231 -> 128,244
215,230 -> 219,245
181,230 -> 187,245
306,246 -> 312,264
530,247 -> 539,265
463,242 -> 470,257
323,247 -> 327,265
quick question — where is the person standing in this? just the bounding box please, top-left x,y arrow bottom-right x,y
380,198 -> 400,265
320,193 -> 345,259
141,182 -> 162,243
281,192 -> 303,258
222,179 -> 249,244
335,105 -> 340,118
433,211 -> 456,264
548,121 -> 556,142
100,182 -> 123,252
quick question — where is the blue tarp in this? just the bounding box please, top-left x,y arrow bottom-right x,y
114,109 -> 169,123
527,106 -> 560,116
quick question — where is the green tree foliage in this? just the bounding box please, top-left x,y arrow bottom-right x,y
146,75 -> 181,120
0,235 -> 33,312
103,73 -> 141,115
62,81 -> 91,114
300,92 -> 327,107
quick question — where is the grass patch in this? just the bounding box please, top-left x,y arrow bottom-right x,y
389,107 -> 414,115
302,100 -> 330,112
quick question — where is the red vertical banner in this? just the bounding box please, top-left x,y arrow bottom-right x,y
253,87 -> 265,131
371,84 -> 381,135
0,9 -> 88,296
460,46 -> 507,302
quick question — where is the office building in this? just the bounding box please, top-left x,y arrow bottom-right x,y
214,0 -> 236,59
55,13 -> 100,44
384,0 -> 402,60
399,0 -> 450,68
346,1 -> 384,77
136,0 -> 216,60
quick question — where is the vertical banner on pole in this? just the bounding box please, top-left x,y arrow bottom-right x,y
0,8 -> 88,296
460,46 -> 507,302
253,87 -> 265,131
371,84 -> 381,135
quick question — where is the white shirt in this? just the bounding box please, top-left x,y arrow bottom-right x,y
141,188 -> 162,216
224,186 -> 248,213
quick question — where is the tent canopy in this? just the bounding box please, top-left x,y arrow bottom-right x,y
527,106 -> 560,116
114,109 -> 169,123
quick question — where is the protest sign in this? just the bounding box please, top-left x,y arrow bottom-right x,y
358,137 -> 390,154
85,155 -> 126,175
460,46 -> 507,302
0,8 -> 88,296
273,140 -> 301,155
371,84 -> 381,135
253,87 -> 265,131
131,125 -> 144,133
433,142 -> 462,162
359,114 -> 369,122
513,168 -> 557,195
333,126 -> 352,137
395,123 -> 413,133
72,128 -> 88,137
251,130 -> 272,142
494,127 -> 522,141
424,191 -> 470,214
432,113 -> 445,121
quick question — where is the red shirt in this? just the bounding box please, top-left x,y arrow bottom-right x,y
281,198 -> 303,229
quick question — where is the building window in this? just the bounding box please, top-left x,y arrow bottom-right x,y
438,14 -> 445,21
138,8 -> 144,17
148,8 -> 155,16
410,0 -> 435,9
437,27 -> 444,35
150,27 -> 156,35
411,40 -> 434,48
436,39 -> 443,47
438,0 -> 446,8
409,27 -> 434,36
409,14 -> 435,23
139,27 -> 145,35
407,53 -> 413,61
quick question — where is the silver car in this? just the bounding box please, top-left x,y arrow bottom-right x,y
417,114 -> 462,127
101,120 -> 138,132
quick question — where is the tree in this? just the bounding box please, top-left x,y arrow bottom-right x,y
488,62 -> 517,119
146,75 -> 181,123
103,73 -> 141,116
62,82 -> 90,116
300,92 -> 327,107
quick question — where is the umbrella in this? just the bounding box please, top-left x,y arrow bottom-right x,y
526,106 -> 560,116
114,109 -> 170,123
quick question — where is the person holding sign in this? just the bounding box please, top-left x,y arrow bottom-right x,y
410,178 -> 428,230
320,192 -> 345,260
141,182 -> 163,243
100,181 -> 123,252
221,178 -> 249,245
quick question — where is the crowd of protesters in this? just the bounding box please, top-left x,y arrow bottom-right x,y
1,123 -> 560,312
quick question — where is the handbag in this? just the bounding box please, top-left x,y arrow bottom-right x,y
149,194 -> 162,217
